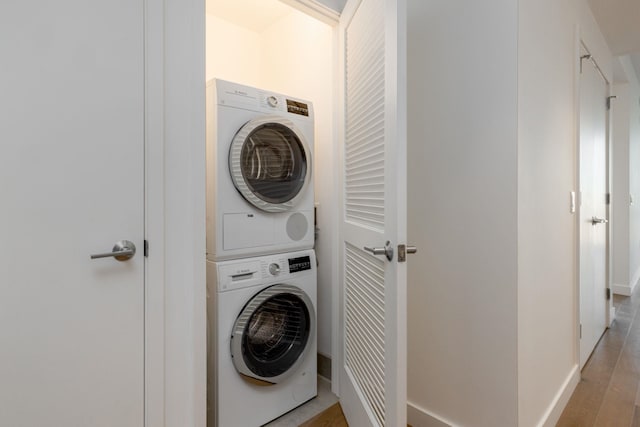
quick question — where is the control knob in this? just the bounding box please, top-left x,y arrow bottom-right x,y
268,263 -> 281,275
267,96 -> 278,107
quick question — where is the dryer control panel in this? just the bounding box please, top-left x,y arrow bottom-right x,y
215,78 -> 314,120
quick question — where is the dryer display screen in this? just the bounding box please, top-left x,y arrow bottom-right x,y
288,256 -> 311,273
286,99 -> 309,116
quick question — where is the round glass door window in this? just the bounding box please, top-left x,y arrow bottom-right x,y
229,116 -> 311,213
231,284 -> 315,384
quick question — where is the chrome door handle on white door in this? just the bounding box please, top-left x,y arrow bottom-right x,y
90,240 -> 136,261
591,217 -> 608,225
364,241 -> 394,261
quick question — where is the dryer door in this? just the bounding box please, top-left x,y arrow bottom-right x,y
231,284 -> 315,384
229,115 -> 311,213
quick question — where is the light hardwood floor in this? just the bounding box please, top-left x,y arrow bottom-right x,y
299,403 -> 349,427
557,288 -> 640,426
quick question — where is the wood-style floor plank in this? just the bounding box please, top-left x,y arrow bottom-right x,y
299,403 -> 349,427
298,402 -> 413,427
593,302 -> 640,427
558,289 -> 640,427
632,404 -> 640,427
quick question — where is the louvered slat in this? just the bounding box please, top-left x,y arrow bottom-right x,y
345,242 -> 386,426
344,0 -> 385,231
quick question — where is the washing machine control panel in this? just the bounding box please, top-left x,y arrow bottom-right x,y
261,254 -> 312,277
216,251 -> 315,292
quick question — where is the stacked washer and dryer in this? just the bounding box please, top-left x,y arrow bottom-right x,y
206,79 -> 318,427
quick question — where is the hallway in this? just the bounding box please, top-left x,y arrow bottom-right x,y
558,287 -> 640,426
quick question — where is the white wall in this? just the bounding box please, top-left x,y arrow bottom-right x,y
205,14 -> 261,84
611,56 -> 640,296
406,1 -> 519,426
518,0 -> 613,426
628,63 -> 640,292
612,80 -> 631,291
517,0 -> 581,425
205,9 -> 335,357
517,1 -> 613,425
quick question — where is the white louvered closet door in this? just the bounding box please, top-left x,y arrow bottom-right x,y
338,0 -> 407,426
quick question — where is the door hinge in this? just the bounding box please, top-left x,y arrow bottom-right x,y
606,193 -> 611,205
144,239 -> 149,257
580,324 -> 582,339
570,191 -> 576,213
580,54 -> 591,73
607,288 -> 611,300
607,95 -> 617,110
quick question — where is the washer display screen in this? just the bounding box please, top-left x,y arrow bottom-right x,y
288,256 -> 311,273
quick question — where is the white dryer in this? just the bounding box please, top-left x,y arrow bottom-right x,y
206,79 -> 315,261
207,249 -> 317,427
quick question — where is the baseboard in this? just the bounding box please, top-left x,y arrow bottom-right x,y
633,266 -> 640,295
613,266 -> 640,296
407,367 -> 579,427
317,353 -> 331,381
407,401 -> 453,427
609,306 -> 616,327
538,365 -> 580,427
612,283 -> 633,296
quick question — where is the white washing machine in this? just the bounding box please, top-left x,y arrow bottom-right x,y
207,249 -> 317,427
206,79 -> 315,261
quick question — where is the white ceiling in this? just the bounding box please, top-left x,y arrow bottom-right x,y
206,0 -> 293,33
588,0 -> 640,79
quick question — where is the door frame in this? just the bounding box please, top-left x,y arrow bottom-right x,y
150,1 -> 346,426
145,0 -> 206,426
574,36 -> 613,369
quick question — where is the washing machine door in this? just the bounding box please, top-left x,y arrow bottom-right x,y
229,115 -> 311,213
230,284 -> 315,384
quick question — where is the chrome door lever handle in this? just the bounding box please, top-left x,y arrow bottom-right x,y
591,216 -> 608,225
91,240 -> 136,261
364,241 -> 394,261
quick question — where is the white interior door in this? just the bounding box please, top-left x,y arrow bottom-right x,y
0,1 -> 145,425
338,0 -> 407,425
579,47 -> 609,369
